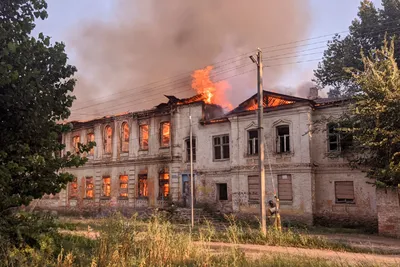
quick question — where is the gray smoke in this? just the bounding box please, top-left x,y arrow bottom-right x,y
69,0 -> 312,120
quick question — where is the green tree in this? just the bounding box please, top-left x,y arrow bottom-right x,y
0,0 -> 92,243
343,39 -> 400,187
314,0 -> 400,98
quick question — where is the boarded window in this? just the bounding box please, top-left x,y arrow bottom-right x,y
102,177 -> 111,197
213,135 -> 230,160
69,177 -> 78,199
138,172 -> 148,197
72,135 -> 80,153
121,123 -> 129,152
159,168 -> 170,198
104,126 -> 112,154
160,122 -> 170,147
119,175 -> 128,198
186,138 -> 196,162
277,126 -> 290,153
248,130 -> 258,155
248,175 -> 260,203
85,177 -> 94,199
140,124 -> 149,150
335,181 -> 355,204
87,133 -> 95,155
217,183 -> 228,200
278,174 -> 293,201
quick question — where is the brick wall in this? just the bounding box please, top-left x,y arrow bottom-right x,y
377,188 -> 400,238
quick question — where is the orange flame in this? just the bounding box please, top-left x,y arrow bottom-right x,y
191,66 -> 233,110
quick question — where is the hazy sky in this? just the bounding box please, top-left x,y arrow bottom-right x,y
33,0 -> 382,119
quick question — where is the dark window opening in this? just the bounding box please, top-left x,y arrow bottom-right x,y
277,126 -> 290,153
217,183 -> 228,201
248,130 -> 259,155
213,135 -> 230,160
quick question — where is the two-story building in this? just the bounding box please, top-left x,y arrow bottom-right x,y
34,90 -> 378,229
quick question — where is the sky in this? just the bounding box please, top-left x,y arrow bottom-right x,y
33,0 -> 382,120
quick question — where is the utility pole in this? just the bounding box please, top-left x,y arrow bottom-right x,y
189,115 -> 194,228
250,48 -> 266,235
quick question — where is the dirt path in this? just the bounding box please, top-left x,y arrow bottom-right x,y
200,242 -> 400,265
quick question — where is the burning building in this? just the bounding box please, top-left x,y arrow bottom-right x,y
33,83 -> 380,230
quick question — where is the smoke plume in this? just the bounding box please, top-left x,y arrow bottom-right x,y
69,0 -> 312,120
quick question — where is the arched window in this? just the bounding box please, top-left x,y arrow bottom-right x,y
104,125 -> 112,154
121,122 -> 129,152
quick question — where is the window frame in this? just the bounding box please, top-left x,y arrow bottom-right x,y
327,123 -> 340,152
119,175 -> 128,198
335,181 -> 355,204
138,173 -> 148,198
104,125 -> 113,154
247,129 -> 259,156
121,122 -> 130,153
69,177 -> 78,199
158,168 -> 170,198
213,135 -> 230,161
102,176 -> 111,198
85,177 -> 94,199
87,132 -> 95,156
216,183 -> 228,201
248,175 -> 260,203
139,124 -> 149,151
276,125 -> 290,153
160,121 -> 171,148
185,137 -> 196,162
72,135 -> 80,153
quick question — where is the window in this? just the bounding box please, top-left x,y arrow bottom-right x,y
85,177 -> 94,199
248,175 -> 260,203
69,177 -> 78,199
278,174 -> 293,201
327,123 -> 340,152
140,124 -> 149,150
248,130 -> 258,155
276,126 -> 290,153
185,137 -> 196,162
87,133 -> 95,155
159,168 -> 170,198
104,126 -> 112,154
217,183 -> 228,201
121,123 -> 129,152
213,135 -> 230,160
335,181 -> 355,204
102,177 -> 111,197
72,135 -> 80,153
138,172 -> 148,197
119,175 -> 128,198
160,122 -> 170,147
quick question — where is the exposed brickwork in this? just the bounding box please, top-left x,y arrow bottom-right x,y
377,188 -> 400,238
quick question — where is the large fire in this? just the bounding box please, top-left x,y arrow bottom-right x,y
191,66 -> 233,110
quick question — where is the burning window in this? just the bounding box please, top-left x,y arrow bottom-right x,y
85,177 -> 94,199
119,175 -> 128,198
138,172 -> 148,197
217,183 -> 228,201
140,124 -> 149,150
159,168 -> 170,198
335,181 -> 355,204
87,133 -> 95,155
69,177 -> 78,199
121,122 -> 129,152
278,174 -> 293,201
276,126 -> 290,153
72,135 -> 80,153
102,177 -> 111,197
248,130 -> 259,155
160,122 -> 170,148
104,126 -> 112,154
213,135 -> 230,160
185,137 -> 196,162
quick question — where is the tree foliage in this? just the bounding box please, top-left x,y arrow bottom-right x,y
343,39 -> 400,187
314,0 -> 400,98
0,0 -> 92,242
